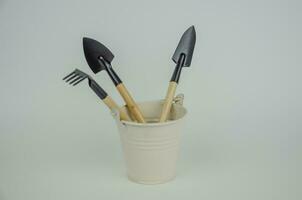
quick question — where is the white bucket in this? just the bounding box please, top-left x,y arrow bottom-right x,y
112,94 -> 187,184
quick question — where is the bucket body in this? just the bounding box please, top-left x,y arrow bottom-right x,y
112,94 -> 187,184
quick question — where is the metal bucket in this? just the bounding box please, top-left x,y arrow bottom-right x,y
112,94 -> 187,184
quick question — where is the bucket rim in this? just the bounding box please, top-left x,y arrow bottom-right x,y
118,100 -> 187,127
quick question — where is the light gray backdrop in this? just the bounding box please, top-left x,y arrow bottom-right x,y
0,0 -> 300,199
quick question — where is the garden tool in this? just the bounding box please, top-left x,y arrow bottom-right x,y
83,37 -> 146,123
63,68 -> 130,121
159,26 -> 196,122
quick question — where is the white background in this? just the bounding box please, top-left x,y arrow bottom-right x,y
0,0 -> 300,199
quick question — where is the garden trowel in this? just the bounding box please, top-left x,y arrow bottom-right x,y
83,37 -> 146,123
159,26 -> 196,122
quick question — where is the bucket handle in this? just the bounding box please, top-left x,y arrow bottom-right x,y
111,108 -> 129,127
111,94 -> 184,126
173,93 -> 184,106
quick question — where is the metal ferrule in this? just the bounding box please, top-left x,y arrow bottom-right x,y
98,58 -> 122,86
170,54 -> 185,83
88,79 -> 108,100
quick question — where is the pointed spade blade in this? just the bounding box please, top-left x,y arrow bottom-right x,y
172,26 -> 196,67
83,37 -> 115,74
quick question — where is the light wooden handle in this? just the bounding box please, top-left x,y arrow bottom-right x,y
102,96 -> 130,121
116,83 -> 146,123
159,82 -> 178,122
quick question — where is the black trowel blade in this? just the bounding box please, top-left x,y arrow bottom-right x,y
172,26 -> 196,67
83,37 -> 115,73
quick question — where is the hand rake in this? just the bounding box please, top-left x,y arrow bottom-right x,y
63,69 -> 130,121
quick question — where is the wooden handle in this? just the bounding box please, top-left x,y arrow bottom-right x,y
159,82 -> 178,122
102,96 -> 130,121
116,83 -> 146,123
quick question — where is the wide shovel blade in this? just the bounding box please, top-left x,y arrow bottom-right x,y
83,37 -> 115,73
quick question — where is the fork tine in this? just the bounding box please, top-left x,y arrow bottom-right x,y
73,77 -> 87,86
63,71 -> 75,80
69,76 -> 83,84
65,74 -> 78,82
